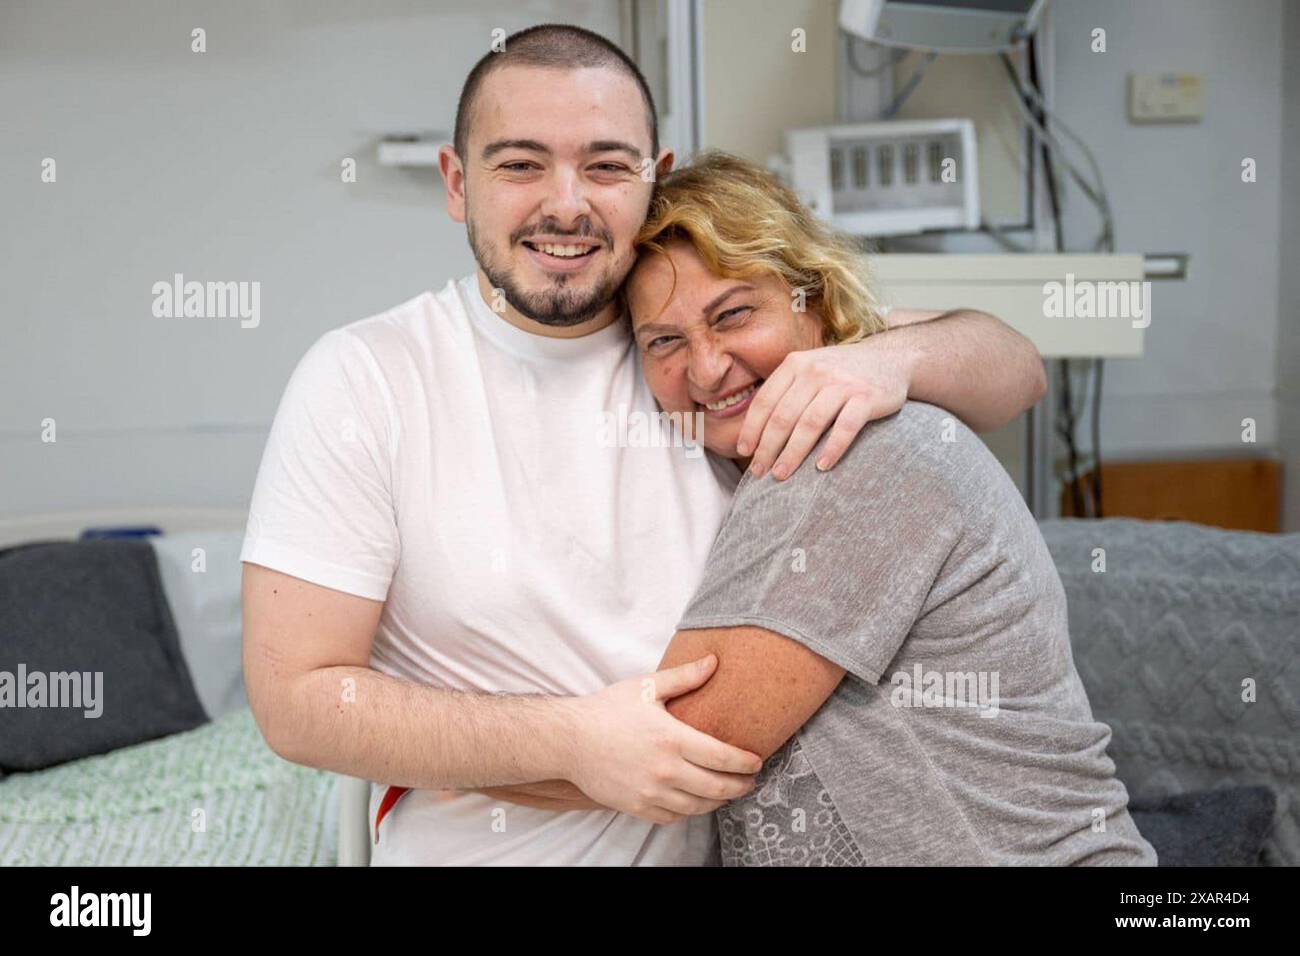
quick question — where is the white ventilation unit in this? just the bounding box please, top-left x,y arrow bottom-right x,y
782,118 -> 979,238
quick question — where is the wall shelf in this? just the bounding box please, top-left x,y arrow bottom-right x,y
377,135 -> 448,167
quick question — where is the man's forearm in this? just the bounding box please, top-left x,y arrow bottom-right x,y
477,779 -> 606,811
266,663 -> 577,791
889,308 -> 1046,432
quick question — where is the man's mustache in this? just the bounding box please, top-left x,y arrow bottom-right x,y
511,220 -> 613,247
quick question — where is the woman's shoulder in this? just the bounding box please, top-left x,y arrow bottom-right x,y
823,400 -> 986,482
731,403 -> 942,505
731,401 -> 1004,509
855,400 -> 967,449
715,404 -> 982,571
732,401 -> 1008,522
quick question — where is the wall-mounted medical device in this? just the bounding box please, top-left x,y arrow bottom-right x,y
781,118 -> 979,237
839,0 -> 1048,54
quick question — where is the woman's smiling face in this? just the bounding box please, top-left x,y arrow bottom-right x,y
628,239 -> 824,459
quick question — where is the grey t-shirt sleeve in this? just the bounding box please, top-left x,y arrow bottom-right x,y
676,402 -> 967,682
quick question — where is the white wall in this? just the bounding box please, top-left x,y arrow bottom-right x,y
5,0 -> 1295,526
0,0 -> 621,518
1050,0 -> 1285,460
867,1 -> 1290,515
701,0 -> 838,162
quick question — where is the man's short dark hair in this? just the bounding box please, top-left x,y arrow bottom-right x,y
453,23 -> 659,161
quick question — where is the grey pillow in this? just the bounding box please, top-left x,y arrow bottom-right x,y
1129,786 -> 1277,866
0,539 -> 208,772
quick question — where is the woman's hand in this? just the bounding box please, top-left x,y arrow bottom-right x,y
737,336 -> 919,480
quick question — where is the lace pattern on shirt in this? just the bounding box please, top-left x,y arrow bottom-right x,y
717,737 -> 866,866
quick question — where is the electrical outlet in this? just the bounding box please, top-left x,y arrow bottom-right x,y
1128,73 -> 1205,123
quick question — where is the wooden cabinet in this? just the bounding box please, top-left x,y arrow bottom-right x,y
1061,458 -> 1283,533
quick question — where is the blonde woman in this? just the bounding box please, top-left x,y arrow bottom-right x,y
623,151 -> 1156,866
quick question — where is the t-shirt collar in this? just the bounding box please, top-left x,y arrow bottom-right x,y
460,274 -> 631,362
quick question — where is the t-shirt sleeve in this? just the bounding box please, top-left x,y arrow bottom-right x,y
676,404 -> 964,683
239,329 -> 400,601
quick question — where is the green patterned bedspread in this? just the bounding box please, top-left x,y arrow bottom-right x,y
0,708 -> 338,866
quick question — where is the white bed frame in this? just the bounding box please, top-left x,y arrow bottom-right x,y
338,777 -> 372,866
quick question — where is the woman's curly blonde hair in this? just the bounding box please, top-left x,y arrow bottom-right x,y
631,150 -> 886,344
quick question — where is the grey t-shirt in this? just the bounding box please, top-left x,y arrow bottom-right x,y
678,402 -> 1157,866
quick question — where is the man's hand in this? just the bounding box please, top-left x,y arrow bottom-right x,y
737,308 -> 1046,480
556,654 -> 762,824
737,339 -> 915,480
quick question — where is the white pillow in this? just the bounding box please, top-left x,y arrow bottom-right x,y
149,531 -> 248,720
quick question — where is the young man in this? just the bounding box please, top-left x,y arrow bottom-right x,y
240,24 -> 1046,866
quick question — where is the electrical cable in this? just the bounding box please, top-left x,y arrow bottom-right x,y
1000,53 -> 1115,255
883,50 -> 939,118
1024,47 -> 1065,253
1003,40 -> 1116,518
1019,44 -> 1085,517
1091,358 -> 1104,517
980,218 -> 1034,252
845,35 -> 909,78
1058,362 -> 1085,516
1010,73 -> 1115,252
1027,43 -> 1109,517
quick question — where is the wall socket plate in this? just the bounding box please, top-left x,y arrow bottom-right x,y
1128,73 -> 1205,123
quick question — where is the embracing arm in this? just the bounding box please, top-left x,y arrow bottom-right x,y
656,626 -> 845,759
244,564 -> 759,822
739,307 -> 1046,479
476,623 -> 841,811
881,307 -> 1046,434
242,563 -> 579,790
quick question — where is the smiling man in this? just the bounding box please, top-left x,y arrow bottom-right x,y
239,23 -> 1046,866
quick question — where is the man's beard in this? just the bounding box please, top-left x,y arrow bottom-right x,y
467,215 -> 625,328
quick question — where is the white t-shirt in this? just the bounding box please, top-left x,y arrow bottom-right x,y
240,274 -> 738,865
